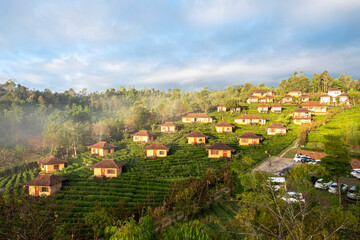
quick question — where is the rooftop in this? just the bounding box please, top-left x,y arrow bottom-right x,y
205,142 -> 235,151
144,143 -> 170,150
215,122 -> 235,127
23,174 -> 66,187
237,132 -> 263,139
185,131 -> 209,138
87,141 -> 118,149
37,155 -> 68,165
89,159 -> 126,169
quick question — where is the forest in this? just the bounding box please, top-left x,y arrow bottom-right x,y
0,71 -> 360,239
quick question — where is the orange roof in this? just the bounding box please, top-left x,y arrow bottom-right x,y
205,143 -> 235,151
296,150 -> 326,160
90,159 -> 126,169
130,130 -> 154,137
266,123 -> 288,129
87,141 -> 118,149
234,114 -> 265,120
37,155 -> 68,165
303,101 -> 326,107
185,131 -> 208,138
237,132 -> 263,139
23,174 -> 66,187
215,122 -> 234,127
144,143 -> 170,151
182,113 -> 212,119
159,122 -> 177,127
351,159 -> 360,169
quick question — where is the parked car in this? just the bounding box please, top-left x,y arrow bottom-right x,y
350,169 -> 360,179
301,157 -> 315,163
268,177 -> 287,191
347,186 -> 360,200
314,179 -> 333,189
281,192 -> 305,203
279,167 -> 291,176
293,154 -> 305,162
328,183 -> 348,194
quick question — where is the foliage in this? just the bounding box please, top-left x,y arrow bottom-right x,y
105,216 -> 154,240
161,220 -> 212,240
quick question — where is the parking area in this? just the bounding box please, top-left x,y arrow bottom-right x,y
253,157 -> 300,175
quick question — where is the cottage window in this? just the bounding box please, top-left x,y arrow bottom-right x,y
134,136 -> 139,141
54,165 -> 59,170
211,150 -> 219,155
269,129 -> 275,133
41,187 -> 49,192
107,169 -> 115,174
159,151 -> 165,155
198,138 -> 203,142
241,139 -> 248,143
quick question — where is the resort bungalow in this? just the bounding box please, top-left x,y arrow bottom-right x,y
302,101 -> 327,114
215,122 -> 235,133
182,113 -> 213,123
247,96 -> 259,104
282,95 -> 293,104
87,141 -> 117,157
339,93 -> 349,104
144,143 -> 170,158
23,174 -> 66,197
217,103 -> 227,112
327,88 -> 342,97
237,132 -> 263,146
257,104 -> 269,113
230,106 -> 242,113
266,123 -> 289,135
131,130 -> 155,143
37,155 -> 68,173
288,89 -> 302,97
271,104 -> 283,113
251,89 -> 265,97
263,96 -> 275,103
205,143 -> 235,159
301,94 -> 310,103
320,94 -> 331,104
159,122 -> 178,133
234,115 -> 266,125
185,131 -> 208,144
293,108 -> 312,125
89,159 -> 126,178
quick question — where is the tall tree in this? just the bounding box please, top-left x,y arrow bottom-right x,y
320,135 -> 351,203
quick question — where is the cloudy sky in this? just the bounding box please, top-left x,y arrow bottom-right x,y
0,0 -> 360,92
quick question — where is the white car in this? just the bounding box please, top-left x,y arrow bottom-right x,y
268,177 -> 287,191
314,179 -> 333,189
293,154 -> 306,162
350,169 -> 360,179
328,183 -> 348,194
347,186 -> 360,200
281,192 -> 305,203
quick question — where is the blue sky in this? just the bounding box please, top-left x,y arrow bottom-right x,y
0,0 -> 360,92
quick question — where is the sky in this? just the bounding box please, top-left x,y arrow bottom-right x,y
0,0 -> 360,93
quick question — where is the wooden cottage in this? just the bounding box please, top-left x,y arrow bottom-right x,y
87,141 -> 117,157
302,101 -> 327,115
234,115 -> 266,125
293,108 -> 312,125
247,96 -> 259,104
263,96 -> 274,103
131,130 -> 155,143
301,94 -> 310,103
37,155 -> 68,173
282,95 -> 293,104
182,113 -> 213,123
288,89 -> 302,97
215,122 -> 235,133
217,103 -> 227,112
266,123 -> 289,135
185,131 -> 208,144
144,143 -> 170,158
237,132 -> 263,146
271,104 -> 282,113
89,159 -> 126,178
23,174 -> 66,197
159,122 -> 178,133
205,143 -> 235,158
257,104 -> 269,113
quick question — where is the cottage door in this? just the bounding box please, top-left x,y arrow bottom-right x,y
101,168 -> 105,176
253,139 -> 257,144
35,187 -> 39,196
222,127 -> 225,132
194,138 -> 197,143
223,152 -> 227,157
167,127 -> 170,132
154,150 -> 157,156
